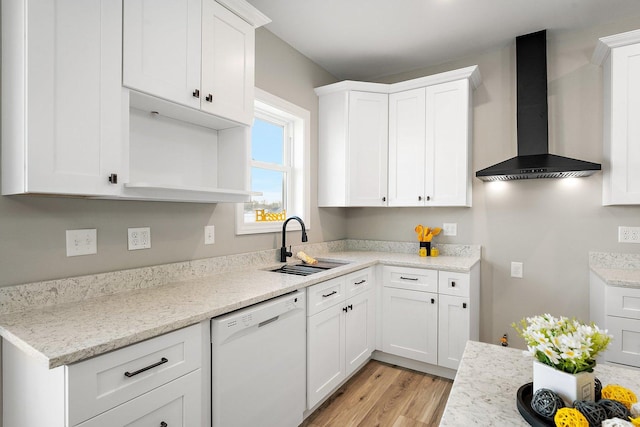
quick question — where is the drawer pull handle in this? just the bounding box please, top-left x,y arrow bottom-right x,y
322,291 -> 337,298
343,306 -> 348,312
463,302 -> 467,309
354,280 -> 366,285
431,298 -> 435,304
400,276 -> 418,281
451,281 -> 456,287
124,357 -> 168,378
348,304 -> 353,311
160,423 -> 168,427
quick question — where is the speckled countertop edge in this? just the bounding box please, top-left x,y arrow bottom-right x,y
589,251 -> 640,287
0,241 -> 481,369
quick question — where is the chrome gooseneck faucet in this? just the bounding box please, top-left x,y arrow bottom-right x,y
280,216 -> 308,262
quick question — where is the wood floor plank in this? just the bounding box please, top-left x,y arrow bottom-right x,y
301,360 -> 452,427
303,361 -> 401,427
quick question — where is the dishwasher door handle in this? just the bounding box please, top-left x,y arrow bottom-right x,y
258,315 -> 279,328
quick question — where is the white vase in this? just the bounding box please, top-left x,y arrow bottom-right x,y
532,360 -> 595,405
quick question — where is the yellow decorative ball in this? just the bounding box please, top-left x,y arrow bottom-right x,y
554,407 -> 589,427
602,384 -> 638,410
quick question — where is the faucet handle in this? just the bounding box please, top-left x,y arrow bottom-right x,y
286,245 -> 292,257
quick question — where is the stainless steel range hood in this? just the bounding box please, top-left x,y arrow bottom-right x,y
475,30 -> 601,182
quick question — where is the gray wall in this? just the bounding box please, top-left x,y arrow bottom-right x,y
346,16 -> 640,346
0,27 -> 342,288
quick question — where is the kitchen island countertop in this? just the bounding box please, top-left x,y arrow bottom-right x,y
0,248 -> 479,368
440,341 -> 640,426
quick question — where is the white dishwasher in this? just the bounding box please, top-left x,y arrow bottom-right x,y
211,289 -> 306,427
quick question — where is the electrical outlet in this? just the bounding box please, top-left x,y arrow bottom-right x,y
128,227 -> 151,250
442,223 -> 457,236
511,261 -> 523,278
66,229 -> 97,257
618,226 -> 640,243
205,225 -> 215,245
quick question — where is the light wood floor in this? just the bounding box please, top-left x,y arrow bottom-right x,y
301,360 -> 453,427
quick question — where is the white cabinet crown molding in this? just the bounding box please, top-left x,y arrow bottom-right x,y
314,65 -> 481,96
592,28 -> 640,65
216,0 -> 271,27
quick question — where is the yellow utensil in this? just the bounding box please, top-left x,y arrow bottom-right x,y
423,227 -> 430,241
414,225 -> 423,242
431,227 -> 442,236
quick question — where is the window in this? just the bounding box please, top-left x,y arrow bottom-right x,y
235,88 -> 310,234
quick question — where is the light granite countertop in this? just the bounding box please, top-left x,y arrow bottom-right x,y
589,251 -> 640,288
440,341 -> 640,426
0,243 -> 480,369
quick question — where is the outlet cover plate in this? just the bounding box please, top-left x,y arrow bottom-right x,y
442,223 -> 457,236
511,261 -> 523,278
128,227 -> 151,250
618,226 -> 640,243
66,229 -> 97,257
205,225 -> 215,245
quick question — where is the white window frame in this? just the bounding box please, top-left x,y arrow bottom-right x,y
235,88 -> 310,235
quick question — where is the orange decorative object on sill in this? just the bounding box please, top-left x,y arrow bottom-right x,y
255,209 -> 286,222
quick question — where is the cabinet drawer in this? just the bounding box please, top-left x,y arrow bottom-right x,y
68,323 -> 202,426
383,266 -> 438,292
438,271 -> 470,297
345,268 -> 373,297
605,316 -> 640,368
307,277 -> 346,316
75,368 -> 202,427
606,286 -> 640,320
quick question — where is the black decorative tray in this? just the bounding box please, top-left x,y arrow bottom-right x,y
516,383 -> 555,427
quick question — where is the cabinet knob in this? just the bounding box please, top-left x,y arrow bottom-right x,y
418,196 -> 422,201
426,196 -> 431,201
451,281 -> 456,287
206,93 -> 213,102
431,298 -> 435,304
192,89 -> 200,98
343,306 -> 348,312
108,173 -> 118,184
160,423 -> 168,427
382,196 -> 386,202
348,304 -> 353,311
463,302 -> 467,309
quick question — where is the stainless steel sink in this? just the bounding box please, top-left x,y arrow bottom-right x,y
269,260 -> 348,276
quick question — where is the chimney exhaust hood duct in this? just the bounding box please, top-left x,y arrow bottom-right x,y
475,30 -> 601,182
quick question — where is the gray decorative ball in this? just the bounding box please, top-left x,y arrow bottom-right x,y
574,400 -> 607,427
531,388 -> 565,418
598,399 -> 632,420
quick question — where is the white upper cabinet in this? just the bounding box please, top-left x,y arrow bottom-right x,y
124,0 -> 260,126
123,0 -> 203,110
593,29 -> 640,205
1,0 -> 127,197
201,0 -> 255,124
389,79 -> 473,207
316,66 -> 480,208
316,88 -> 389,207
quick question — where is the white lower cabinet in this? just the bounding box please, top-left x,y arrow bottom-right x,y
381,265 -> 479,371
590,271 -> 640,368
307,268 -> 375,409
2,323 -> 204,427
75,369 -> 201,426
382,287 -> 438,363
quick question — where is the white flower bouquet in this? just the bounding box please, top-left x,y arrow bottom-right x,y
513,313 -> 612,374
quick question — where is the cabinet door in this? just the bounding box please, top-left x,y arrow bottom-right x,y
345,290 -> 375,377
438,294 -> 470,370
382,287 -> 437,364
307,304 -> 346,409
347,91 -> 389,206
425,79 -> 471,207
75,369 -> 201,427
21,0 -> 125,196
605,316 -> 640,368
388,88 -> 426,206
605,43 -> 640,205
123,0 -> 202,109
201,0 -> 255,125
